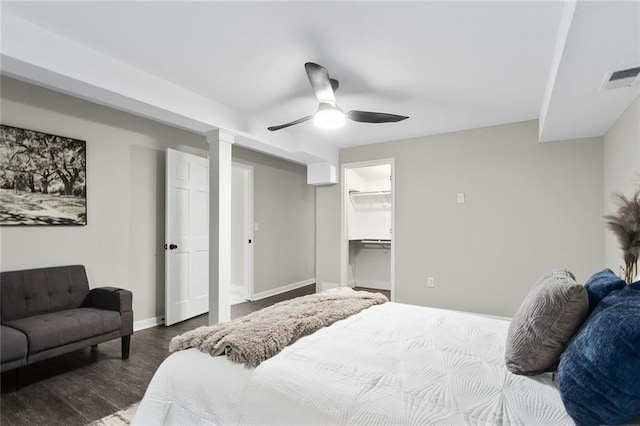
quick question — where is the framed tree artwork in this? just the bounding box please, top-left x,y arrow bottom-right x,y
0,125 -> 87,226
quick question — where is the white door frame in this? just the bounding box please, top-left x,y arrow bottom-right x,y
341,158 -> 395,302
232,161 -> 254,300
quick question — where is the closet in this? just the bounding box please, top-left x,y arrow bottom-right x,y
346,164 -> 392,292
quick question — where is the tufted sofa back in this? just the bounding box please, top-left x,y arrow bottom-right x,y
1,265 -> 90,322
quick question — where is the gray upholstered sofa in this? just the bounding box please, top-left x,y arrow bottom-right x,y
1,265 -> 133,374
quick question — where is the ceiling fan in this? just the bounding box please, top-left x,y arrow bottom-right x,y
267,62 -> 409,131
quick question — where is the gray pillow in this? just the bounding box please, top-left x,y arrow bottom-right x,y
505,268 -> 588,376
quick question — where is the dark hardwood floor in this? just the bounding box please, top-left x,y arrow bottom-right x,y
354,286 -> 390,300
0,284 -> 316,426
0,285 -> 390,425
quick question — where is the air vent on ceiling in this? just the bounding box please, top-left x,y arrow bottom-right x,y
600,66 -> 640,91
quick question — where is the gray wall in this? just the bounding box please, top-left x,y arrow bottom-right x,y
0,76 -> 208,325
317,120 -> 604,317
232,146 -> 315,295
0,77 -> 315,326
603,96 -> 640,273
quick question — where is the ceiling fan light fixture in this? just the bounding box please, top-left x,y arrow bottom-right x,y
267,62 -> 409,132
313,104 -> 345,129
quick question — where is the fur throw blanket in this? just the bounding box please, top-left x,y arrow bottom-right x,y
169,287 -> 388,367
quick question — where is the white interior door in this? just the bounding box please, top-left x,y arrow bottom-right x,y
165,148 -> 209,326
230,163 -> 253,304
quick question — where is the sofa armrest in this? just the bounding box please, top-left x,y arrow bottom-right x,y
90,287 -> 132,313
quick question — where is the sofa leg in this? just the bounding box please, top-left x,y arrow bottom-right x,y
14,367 -> 22,391
121,335 -> 131,360
91,344 -> 98,349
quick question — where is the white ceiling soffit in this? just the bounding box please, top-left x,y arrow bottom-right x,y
539,1 -> 640,142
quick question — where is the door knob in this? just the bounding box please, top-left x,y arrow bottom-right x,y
169,244 -> 178,250
248,239 -> 252,244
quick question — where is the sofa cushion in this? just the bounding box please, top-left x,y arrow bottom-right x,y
1,265 -> 90,322
5,308 -> 121,354
1,325 -> 28,363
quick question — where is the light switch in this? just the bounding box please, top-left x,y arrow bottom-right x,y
457,193 -> 465,204
254,222 -> 259,231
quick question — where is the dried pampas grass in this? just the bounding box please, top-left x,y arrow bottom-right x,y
604,189 -> 640,283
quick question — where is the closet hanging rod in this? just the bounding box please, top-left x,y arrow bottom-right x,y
349,190 -> 391,196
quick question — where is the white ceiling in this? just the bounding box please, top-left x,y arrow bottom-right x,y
1,1 -> 639,167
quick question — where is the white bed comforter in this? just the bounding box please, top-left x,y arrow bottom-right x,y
133,303 -> 572,425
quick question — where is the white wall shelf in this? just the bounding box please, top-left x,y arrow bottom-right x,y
349,190 -> 391,197
349,239 -> 391,245
349,190 -> 391,208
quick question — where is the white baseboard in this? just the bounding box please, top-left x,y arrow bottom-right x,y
354,280 -> 391,291
134,316 -> 164,332
318,282 -> 340,292
251,278 -> 315,301
135,279 -> 317,329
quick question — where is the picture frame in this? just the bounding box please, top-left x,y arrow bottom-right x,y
0,124 -> 87,226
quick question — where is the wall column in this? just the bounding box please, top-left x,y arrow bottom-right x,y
207,129 -> 235,325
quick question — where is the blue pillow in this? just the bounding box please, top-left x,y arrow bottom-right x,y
583,268 -> 626,315
558,282 -> 640,425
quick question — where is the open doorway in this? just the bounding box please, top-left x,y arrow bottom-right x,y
341,159 -> 395,301
231,162 -> 254,304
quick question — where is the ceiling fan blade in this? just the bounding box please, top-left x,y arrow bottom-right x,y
305,62 -> 336,104
346,110 -> 409,123
267,115 -> 313,131
330,78 -> 339,93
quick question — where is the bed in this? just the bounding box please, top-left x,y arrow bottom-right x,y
133,302 -> 571,425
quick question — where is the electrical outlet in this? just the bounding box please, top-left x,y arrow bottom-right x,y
457,193 -> 465,203
427,277 -> 435,287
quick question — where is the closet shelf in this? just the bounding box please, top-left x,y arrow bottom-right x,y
350,239 -> 391,245
349,190 -> 391,207
349,190 -> 391,197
